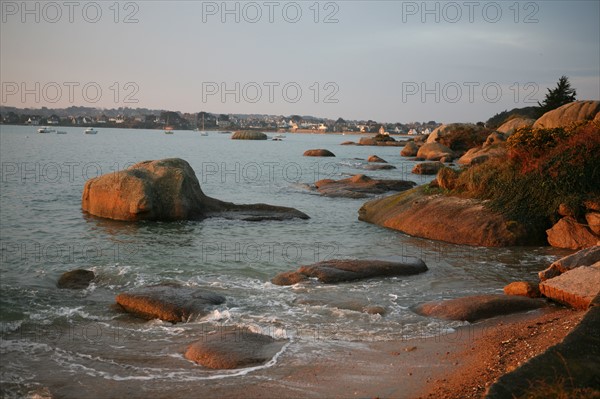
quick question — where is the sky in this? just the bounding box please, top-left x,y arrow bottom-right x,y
1,0 -> 599,123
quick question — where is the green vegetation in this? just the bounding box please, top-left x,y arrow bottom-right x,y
538,75 -> 577,116
446,121 -> 600,239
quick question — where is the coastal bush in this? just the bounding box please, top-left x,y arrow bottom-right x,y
451,121 -> 600,236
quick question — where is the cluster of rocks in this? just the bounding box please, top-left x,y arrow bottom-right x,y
546,201 -> 600,250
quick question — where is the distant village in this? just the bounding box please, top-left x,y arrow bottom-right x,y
0,106 -> 441,135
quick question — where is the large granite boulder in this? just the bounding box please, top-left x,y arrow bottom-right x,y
231,131 -> 267,140
539,264 -> 600,310
496,117 -> 535,135
358,135 -> 404,146
546,216 -> 599,250
413,294 -> 547,322
271,258 -> 427,285
416,142 -> 455,161
82,158 -> 309,222
457,144 -> 507,166
57,269 -> 95,289
539,245 -> 600,281
115,284 -> 226,323
185,330 -> 286,369
412,161 -> 444,175
533,100 -> 600,129
303,149 -> 335,157
358,188 -> 536,247
426,123 -> 480,144
314,174 -> 415,198
400,141 -> 419,157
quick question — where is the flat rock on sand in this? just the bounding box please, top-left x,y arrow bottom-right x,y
185,330 -> 287,369
539,264 -> 600,310
413,294 -> 547,322
115,284 -> 225,323
272,258 -> 427,285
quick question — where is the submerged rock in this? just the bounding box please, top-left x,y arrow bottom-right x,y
314,174 -> 415,198
185,330 -> 286,369
303,149 -> 335,157
57,269 -> 95,289
272,258 -> 427,285
82,158 -> 309,222
295,291 -> 386,315
359,188 -> 537,247
115,284 -> 226,323
413,294 -> 547,322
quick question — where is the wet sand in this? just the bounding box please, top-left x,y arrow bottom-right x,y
186,306 -> 583,399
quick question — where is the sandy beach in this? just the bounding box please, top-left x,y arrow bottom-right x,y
176,306 -> 584,399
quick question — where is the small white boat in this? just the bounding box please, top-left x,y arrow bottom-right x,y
84,128 -> 98,134
37,126 -> 55,133
273,134 -> 286,139
164,128 -> 174,135
56,130 -> 67,134
199,131 -> 208,136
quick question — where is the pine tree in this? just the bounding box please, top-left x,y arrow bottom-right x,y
538,76 -> 577,115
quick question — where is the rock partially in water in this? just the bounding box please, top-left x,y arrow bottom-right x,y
82,158 -> 309,222
359,188 -> 538,247
272,258 -> 427,285
340,141 -> 356,145
314,174 -> 416,198
361,164 -> 396,171
303,149 -> 335,157
231,131 -> 267,140
413,294 -> 547,322
401,141 -> 419,157
295,291 -> 386,315
185,330 -> 286,369
57,269 -> 95,289
367,155 -> 387,163
115,284 -> 226,323
416,142 -> 455,161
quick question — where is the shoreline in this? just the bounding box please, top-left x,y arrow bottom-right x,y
135,306 -> 582,399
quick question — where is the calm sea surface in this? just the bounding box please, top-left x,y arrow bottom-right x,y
0,125 -> 568,397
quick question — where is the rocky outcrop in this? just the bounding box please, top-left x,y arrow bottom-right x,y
57,269 -> 95,289
586,212 -> 600,235
539,245 -> 600,281
413,294 -> 547,322
185,330 -> 286,369
457,145 -> 507,166
313,174 -> 415,198
82,158 -> 309,222
436,167 -> 459,191
412,161 -> 443,175
367,155 -> 387,163
271,258 -> 427,285
483,132 -> 506,147
303,149 -> 335,157
496,117 -> 535,135
358,188 -> 536,247
503,281 -> 541,298
546,216 -> 599,250
426,123 -> 481,144
533,100 -> 600,129
358,135 -> 404,146
115,284 -> 226,323
486,294 -> 600,399
539,264 -> 600,309
340,141 -> 356,145
416,142 -> 455,161
400,141 -> 419,156
231,131 -> 267,140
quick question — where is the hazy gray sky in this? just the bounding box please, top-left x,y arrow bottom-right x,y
1,0 -> 599,122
